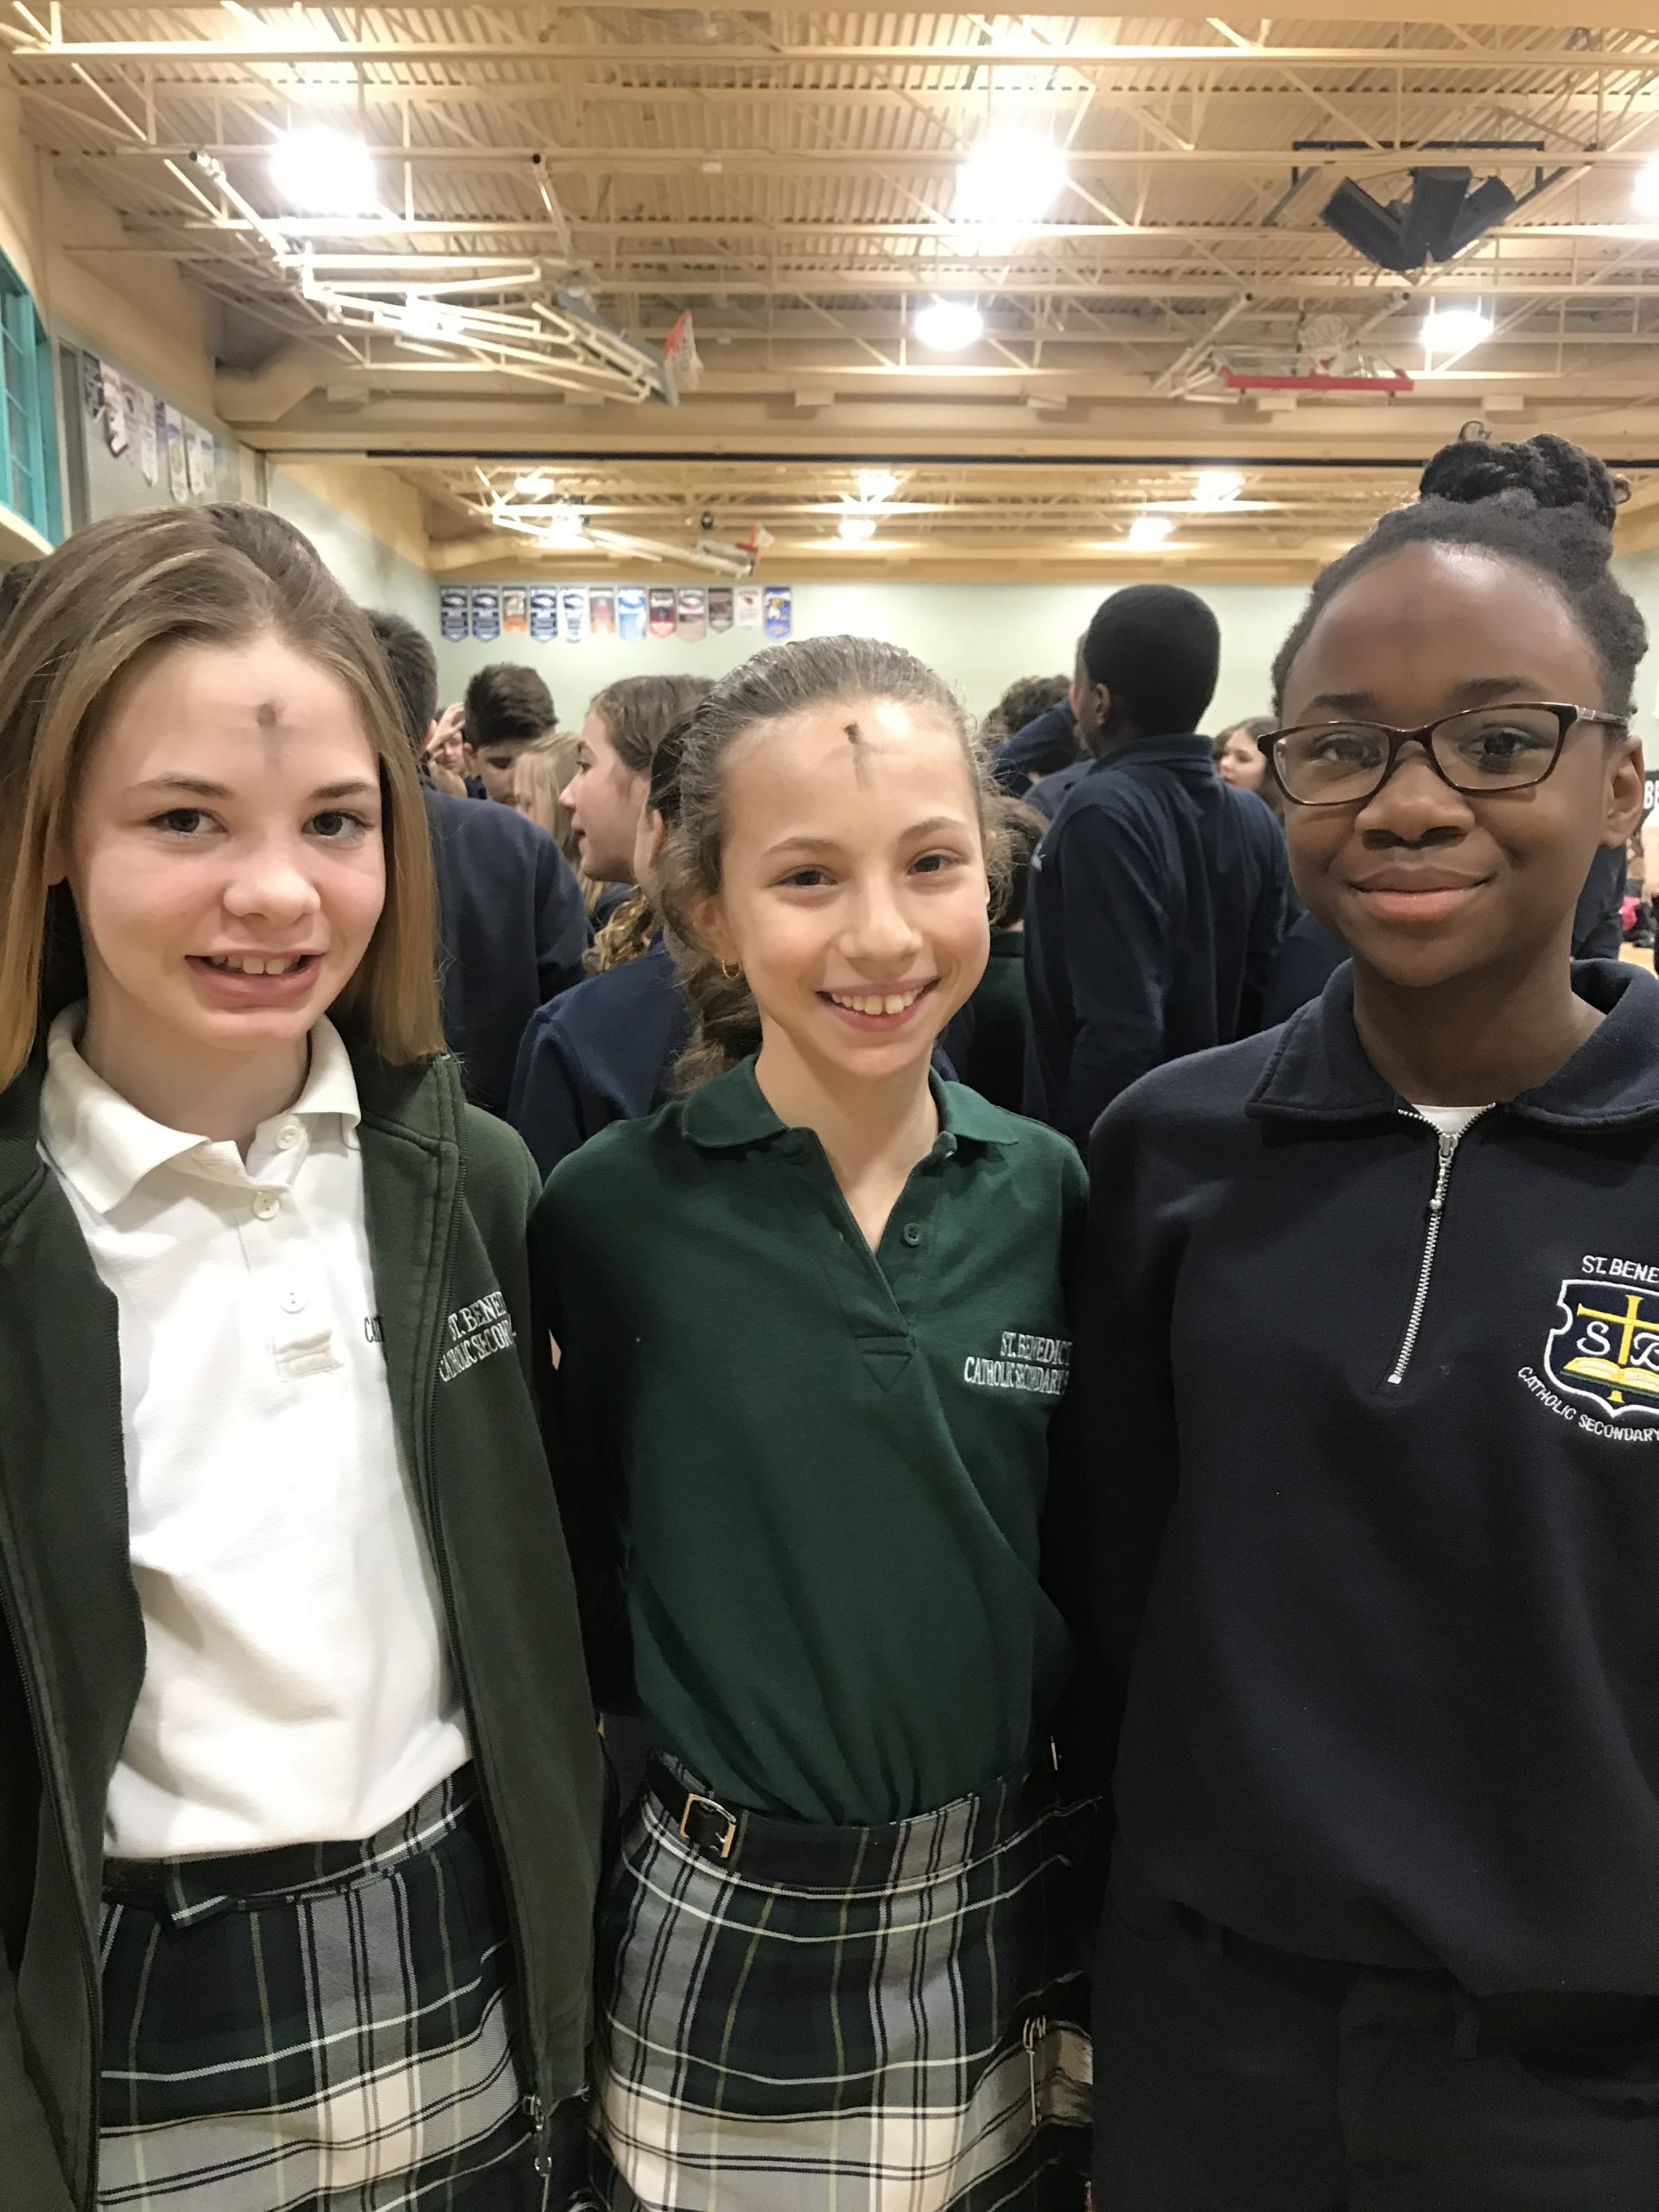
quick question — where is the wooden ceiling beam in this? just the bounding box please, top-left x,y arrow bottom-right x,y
10,38 -> 1659,73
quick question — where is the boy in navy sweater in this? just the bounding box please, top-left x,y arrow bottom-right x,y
369,613 -> 588,1114
1022,585 -> 1286,1147
1061,434 -> 1659,2208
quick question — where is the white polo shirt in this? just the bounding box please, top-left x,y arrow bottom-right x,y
39,1010 -> 469,1860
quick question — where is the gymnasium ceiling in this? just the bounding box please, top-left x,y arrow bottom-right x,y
9,2 -> 1659,577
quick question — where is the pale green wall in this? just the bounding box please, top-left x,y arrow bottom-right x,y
268,467 -> 437,633
1613,548 -> 1659,762
431,578 -> 1311,734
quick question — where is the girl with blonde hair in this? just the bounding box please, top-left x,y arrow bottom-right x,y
0,505 -> 600,2211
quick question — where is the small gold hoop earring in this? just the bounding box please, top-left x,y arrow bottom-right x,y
720,959 -> 742,982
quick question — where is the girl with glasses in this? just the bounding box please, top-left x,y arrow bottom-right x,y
1056,431 -> 1659,2209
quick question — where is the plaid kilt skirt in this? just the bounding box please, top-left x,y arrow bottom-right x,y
586,1748 -> 1093,2212
97,1767 -> 550,2212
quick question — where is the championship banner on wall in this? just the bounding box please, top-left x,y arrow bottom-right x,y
186,422 -> 216,499
440,588 -> 470,642
561,587 -> 589,643
709,586 -> 734,633
590,586 -> 617,636
734,584 -> 763,631
618,586 -> 648,641
529,587 -> 559,641
162,404 -> 189,501
470,588 -> 501,641
677,586 -> 707,640
502,587 -> 529,636
764,585 -> 793,639
648,586 -> 677,638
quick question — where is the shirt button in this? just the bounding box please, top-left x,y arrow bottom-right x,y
901,1222 -> 924,1248
252,1192 -> 282,1222
276,1123 -> 302,1150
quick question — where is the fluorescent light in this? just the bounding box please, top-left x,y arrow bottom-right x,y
1193,468 -> 1244,508
270,128 -> 377,215
913,298 -> 983,352
857,469 -> 901,505
1422,302 -> 1494,354
399,296 -> 461,341
1128,514 -> 1176,549
956,132 -> 1069,229
837,514 -> 878,543
1637,161 -> 1659,216
538,502 -> 587,546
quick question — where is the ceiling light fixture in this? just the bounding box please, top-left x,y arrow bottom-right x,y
1193,469 -> 1245,508
1421,302 -> 1494,354
913,298 -> 984,352
513,471 -> 555,498
537,501 -> 588,547
1636,161 -> 1659,216
1128,514 -> 1176,549
838,514 -> 879,543
956,132 -> 1070,229
857,469 -> 901,505
269,127 -> 378,216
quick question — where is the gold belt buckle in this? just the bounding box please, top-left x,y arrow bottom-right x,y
679,1791 -> 738,1860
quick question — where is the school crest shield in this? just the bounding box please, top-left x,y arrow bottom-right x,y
1544,1276 -> 1659,1421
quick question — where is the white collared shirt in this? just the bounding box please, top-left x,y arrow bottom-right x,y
39,1010 -> 468,1859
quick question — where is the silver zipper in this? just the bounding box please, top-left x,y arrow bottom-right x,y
1023,2013 -> 1048,2125
1385,1109 -> 1489,1388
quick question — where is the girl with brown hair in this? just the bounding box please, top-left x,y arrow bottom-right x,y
533,636 -> 1093,2210
559,673 -> 712,962
508,682 -> 709,1176
0,505 -> 601,2212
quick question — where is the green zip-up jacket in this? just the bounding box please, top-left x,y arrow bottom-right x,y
0,1039 -> 602,2210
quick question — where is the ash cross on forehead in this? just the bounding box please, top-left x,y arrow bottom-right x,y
842,716 -> 874,788
256,700 -> 285,734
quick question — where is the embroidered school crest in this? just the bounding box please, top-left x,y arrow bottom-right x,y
1543,1276 -> 1659,1421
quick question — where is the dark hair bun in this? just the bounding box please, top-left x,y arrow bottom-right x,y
1419,433 -> 1622,533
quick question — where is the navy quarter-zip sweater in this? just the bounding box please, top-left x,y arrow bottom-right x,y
508,938 -> 691,1180
1055,959 -> 1659,1994
1022,736 -> 1287,1146
423,785 -> 589,1118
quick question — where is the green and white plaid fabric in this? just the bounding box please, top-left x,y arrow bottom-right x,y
586,1754 -> 1093,2212
97,1769 -> 543,2211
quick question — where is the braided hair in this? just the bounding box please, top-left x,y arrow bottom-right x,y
1271,432 -> 1648,716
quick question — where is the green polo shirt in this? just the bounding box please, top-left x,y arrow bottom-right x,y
533,1057 -> 1085,1827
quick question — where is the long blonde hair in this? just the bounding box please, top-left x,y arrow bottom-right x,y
0,504 -> 445,1089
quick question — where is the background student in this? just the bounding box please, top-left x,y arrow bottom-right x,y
369,612 -> 589,1117
0,509 -> 601,2212
509,709 -> 697,1179
535,638 -> 1091,2210
941,798 -> 1046,1113
1022,583 -> 1287,1147
992,650 -> 1084,797
464,660 -> 557,802
1061,433 -> 1659,2209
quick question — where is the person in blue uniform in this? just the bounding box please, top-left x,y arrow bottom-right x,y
367,613 -> 588,1117
1059,431 -> 1659,2209
509,723 -> 693,1179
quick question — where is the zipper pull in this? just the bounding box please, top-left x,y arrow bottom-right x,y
1022,2013 -> 1048,2125
525,2093 -> 555,2210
